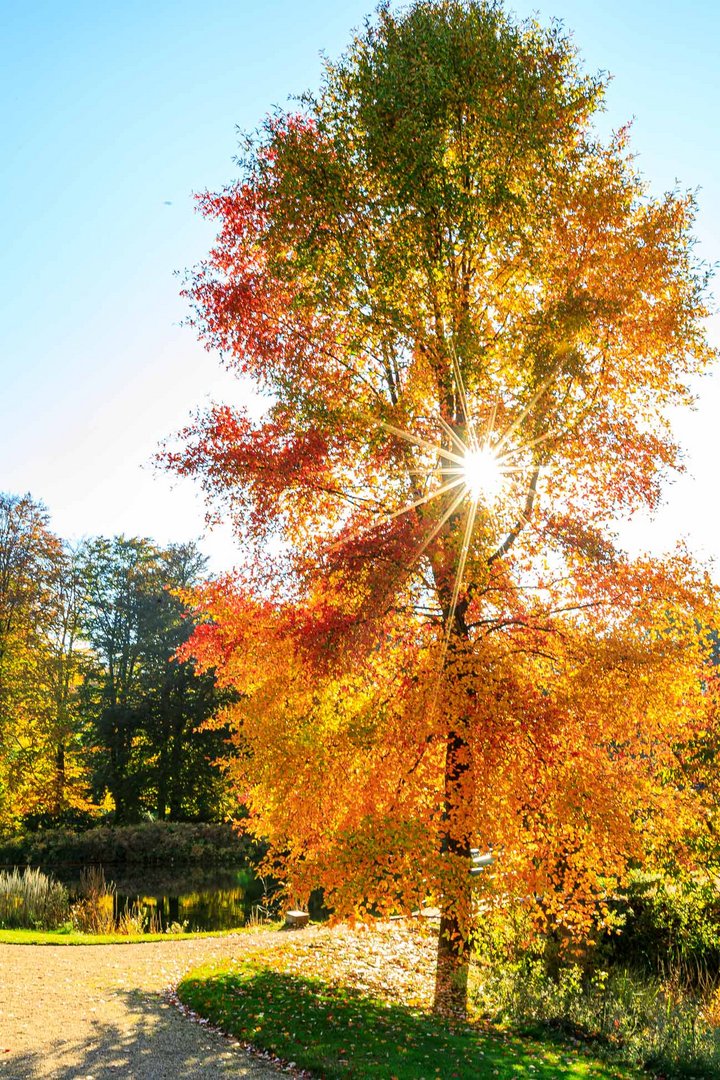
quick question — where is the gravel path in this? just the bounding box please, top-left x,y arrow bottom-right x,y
0,930 -> 309,1079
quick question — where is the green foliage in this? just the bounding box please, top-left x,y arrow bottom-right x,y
0,820 -> 257,867
470,895 -> 720,1077
0,866 -> 69,929
604,873 -> 720,984
79,537 -> 233,824
178,961 -> 640,1079
0,494 -> 235,830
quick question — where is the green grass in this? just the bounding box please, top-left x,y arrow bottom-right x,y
0,924 -> 275,945
178,961 -> 643,1079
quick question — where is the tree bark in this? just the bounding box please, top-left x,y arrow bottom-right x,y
433,727 -> 474,1018
53,743 -> 65,818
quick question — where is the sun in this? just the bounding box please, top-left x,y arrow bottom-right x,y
461,446 -> 504,503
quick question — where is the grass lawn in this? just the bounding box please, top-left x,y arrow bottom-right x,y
176,923 -> 644,1079
178,960 -> 641,1079
0,925 -> 262,945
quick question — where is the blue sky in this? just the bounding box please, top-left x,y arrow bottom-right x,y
1,1 -> 719,572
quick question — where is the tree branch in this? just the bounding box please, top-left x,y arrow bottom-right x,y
488,465 -> 541,566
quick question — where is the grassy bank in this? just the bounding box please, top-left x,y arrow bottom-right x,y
177,924 -> 642,1079
0,925 -> 264,945
178,957 -> 640,1079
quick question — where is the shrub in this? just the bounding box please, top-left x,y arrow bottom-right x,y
470,895 -> 720,1077
0,867 -> 69,929
472,953 -> 720,1076
604,873 -> 720,984
0,821 -> 258,868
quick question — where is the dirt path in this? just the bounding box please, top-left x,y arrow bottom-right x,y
0,929 -> 311,1079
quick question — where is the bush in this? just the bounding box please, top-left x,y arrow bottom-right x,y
470,894 -> 720,1077
0,867 -> 69,929
604,873 -> 720,984
0,821 -> 258,868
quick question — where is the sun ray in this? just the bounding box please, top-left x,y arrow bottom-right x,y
327,476 -> 466,553
436,412 -> 471,455
409,486 -> 470,567
381,420 -> 468,467
499,427 -> 556,460
377,478 -> 466,525
483,399 -> 499,445
429,496 -> 480,701
493,368 -> 558,455
446,497 -> 479,635
380,420 -> 449,457
448,343 -> 477,448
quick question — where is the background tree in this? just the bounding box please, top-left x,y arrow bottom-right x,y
41,542 -> 91,821
80,537 -> 231,823
169,0 -> 714,1014
80,537 -> 155,821
0,493 -> 89,827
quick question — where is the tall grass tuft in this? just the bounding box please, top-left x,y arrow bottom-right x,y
69,868 -> 164,935
70,865 -> 116,934
0,867 -> 69,929
116,898 -> 161,935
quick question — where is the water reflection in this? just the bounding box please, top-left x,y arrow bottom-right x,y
50,865 -> 271,932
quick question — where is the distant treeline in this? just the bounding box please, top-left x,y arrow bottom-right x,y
0,492 -> 234,834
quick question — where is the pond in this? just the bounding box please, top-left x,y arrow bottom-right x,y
10,864 -> 275,932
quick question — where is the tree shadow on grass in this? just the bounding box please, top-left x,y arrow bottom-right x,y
3,988 -> 280,1079
179,966 -> 621,1079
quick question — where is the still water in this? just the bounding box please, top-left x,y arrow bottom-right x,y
47,865 -> 271,932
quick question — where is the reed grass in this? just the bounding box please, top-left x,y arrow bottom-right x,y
70,865 -> 116,933
0,866 -> 69,929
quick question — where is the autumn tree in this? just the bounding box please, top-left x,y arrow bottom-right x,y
168,1 -> 717,1015
0,494 -> 91,827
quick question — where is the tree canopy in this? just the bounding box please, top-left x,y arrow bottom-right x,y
0,499 -> 233,832
169,0 -> 718,1015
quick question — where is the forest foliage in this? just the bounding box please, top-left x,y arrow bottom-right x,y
0,491 -> 232,832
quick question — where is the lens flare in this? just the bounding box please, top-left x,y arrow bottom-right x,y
462,446 -> 503,502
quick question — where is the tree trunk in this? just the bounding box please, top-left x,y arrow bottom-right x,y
433,728 -> 474,1018
53,743 -> 65,818
435,902 -> 472,1017
430,426 -> 478,1018
156,710 -> 170,820
168,706 -> 186,820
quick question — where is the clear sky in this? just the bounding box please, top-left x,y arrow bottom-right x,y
1,0 -> 719,573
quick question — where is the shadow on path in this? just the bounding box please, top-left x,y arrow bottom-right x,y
3,988 -> 282,1079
